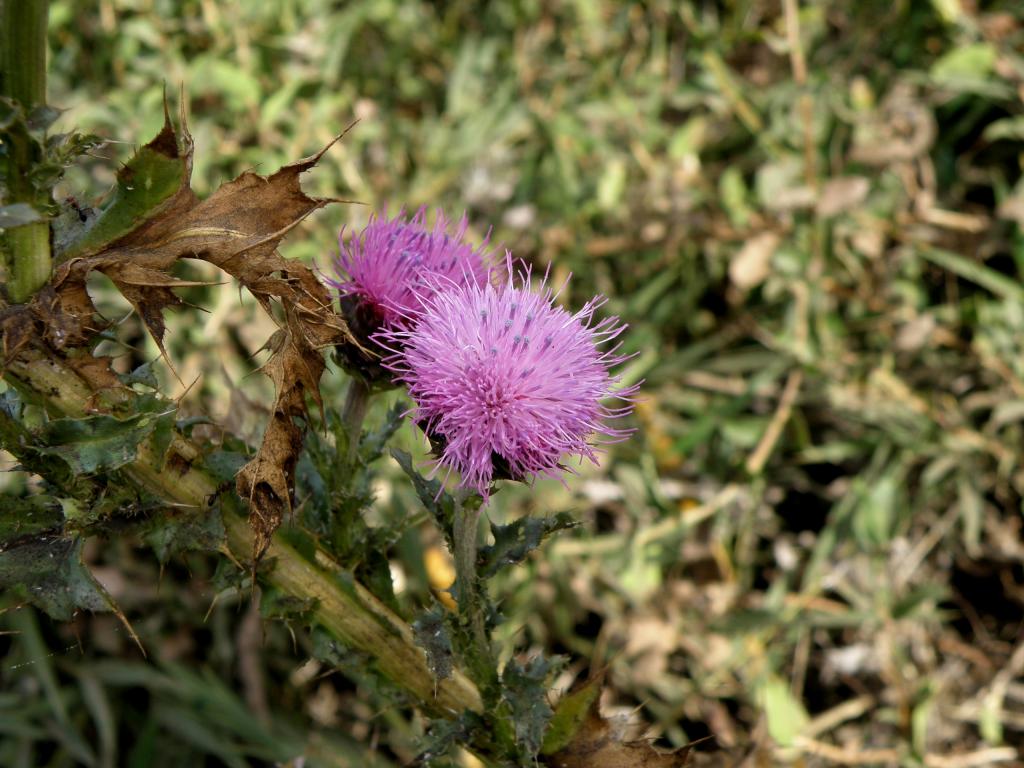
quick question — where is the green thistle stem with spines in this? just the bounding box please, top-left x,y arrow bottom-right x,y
1,0 -> 52,303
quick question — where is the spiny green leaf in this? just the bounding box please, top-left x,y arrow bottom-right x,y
361,400 -> 406,463
416,713 -> 482,766
0,534 -> 113,620
355,546 -> 400,611
25,105 -> 62,134
0,495 -> 65,541
119,362 -> 160,390
310,628 -> 410,707
36,409 -> 174,475
0,96 -> 18,130
0,387 -> 20,418
259,585 -> 318,623
391,448 -> 456,542
413,608 -> 454,682
46,130 -> 104,164
204,450 -> 248,484
479,512 -> 578,577
145,508 -> 225,564
501,655 -> 561,757
150,416 -> 176,471
295,451 -> 330,524
210,556 -> 250,594
28,161 -> 64,193
0,393 -> 79,485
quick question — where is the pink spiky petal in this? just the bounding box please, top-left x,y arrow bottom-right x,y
379,257 -> 639,497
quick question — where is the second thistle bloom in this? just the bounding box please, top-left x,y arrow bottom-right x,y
325,207 -> 493,329
380,261 -> 637,496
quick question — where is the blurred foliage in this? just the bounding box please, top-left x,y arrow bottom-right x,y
2,0 -> 1024,764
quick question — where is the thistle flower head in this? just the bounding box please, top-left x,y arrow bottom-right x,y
380,259 -> 637,497
324,207 -> 493,329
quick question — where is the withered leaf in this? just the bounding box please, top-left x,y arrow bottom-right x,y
65,350 -> 123,394
543,679 -> 693,768
0,304 -> 35,364
8,99 -> 354,561
59,98 -> 196,262
235,304 -> 334,559
49,100 -> 197,362
236,393 -> 306,558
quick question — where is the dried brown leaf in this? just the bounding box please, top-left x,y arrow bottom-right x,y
8,102 -> 354,560
544,693 -> 694,768
236,406 -> 304,558
235,307 -> 331,558
0,305 -> 35,364
64,351 -> 123,395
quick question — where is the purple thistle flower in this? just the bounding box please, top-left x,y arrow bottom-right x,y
324,207 -> 493,329
379,258 -> 638,497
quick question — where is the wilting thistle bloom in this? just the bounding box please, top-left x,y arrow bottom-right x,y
380,260 -> 637,496
325,207 -> 493,329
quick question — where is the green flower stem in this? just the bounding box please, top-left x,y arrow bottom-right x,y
5,223 -> 51,302
452,496 -> 482,610
340,376 -> 371,467
4,345 -> 484,717
1,1 -> 48,106
452,493 -> 496,691
1,0 -> 53,303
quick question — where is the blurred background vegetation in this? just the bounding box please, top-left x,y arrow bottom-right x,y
3,0 -> 1024,765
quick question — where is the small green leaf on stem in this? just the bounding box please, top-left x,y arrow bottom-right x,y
391,448 -> 456,542
413,608 -> 455,682
0,535 -> 113,619
145,508 -> 225,564
542,676 -> 694,767
0,495 -> 64,541
479,512 -> 578,577
541,676 -> 604,756
361,400 -> 406,463
37,409 -> 175,475
501,655 -> 561,757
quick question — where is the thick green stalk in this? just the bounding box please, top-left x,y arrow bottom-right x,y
1,0 -> 52,302
5,224 -> 50,301
452,494 -> 497,692
3,346 -> 484,717
1,1 -> 48,105
340,376 -> 371,467
452,497 -> 482,614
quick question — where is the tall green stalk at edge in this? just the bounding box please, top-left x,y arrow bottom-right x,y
1,0 -> 52,303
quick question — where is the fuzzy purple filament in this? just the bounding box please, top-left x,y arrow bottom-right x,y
380,259 -> 638,497
324,207 -> 493,328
